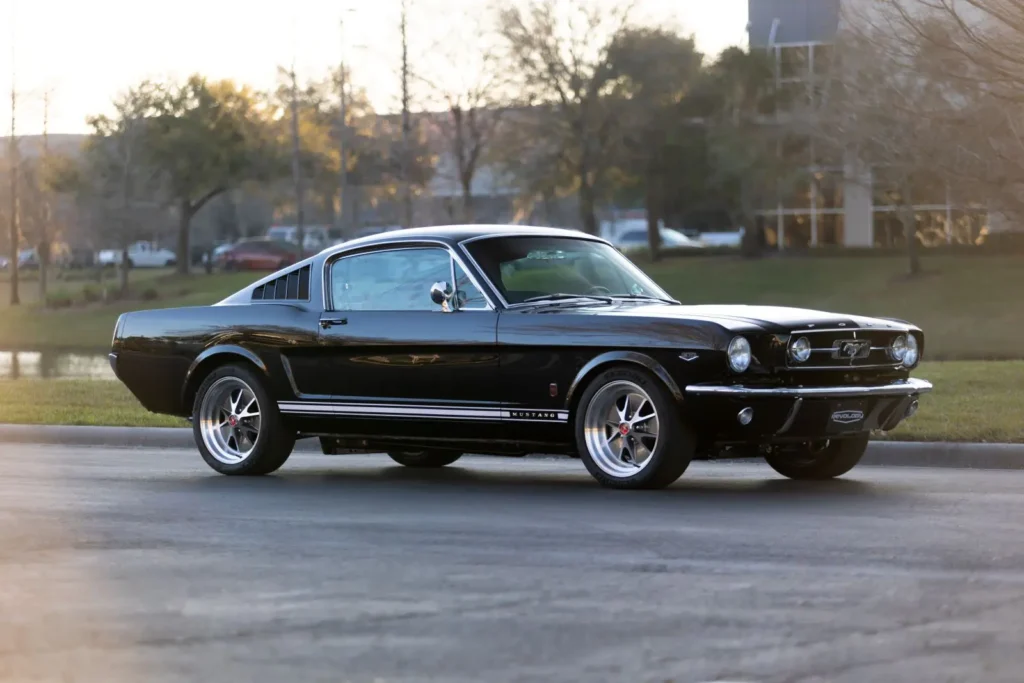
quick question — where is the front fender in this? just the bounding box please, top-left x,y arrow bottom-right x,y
564,350 -> 685,410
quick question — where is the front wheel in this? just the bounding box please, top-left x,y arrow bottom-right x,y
575,366 -> 694,490
764,435 -> 870,480
387,450 -> 463,468
192,363 -> 295,475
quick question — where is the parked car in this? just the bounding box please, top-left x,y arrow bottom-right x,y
611,226 -> 705,251
108,225 -> 931,489
265,225 -> 330,253
216,238 -> 302,271
97,241 -> 177,268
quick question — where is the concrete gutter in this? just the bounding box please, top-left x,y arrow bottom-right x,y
1,424 -> 1023,470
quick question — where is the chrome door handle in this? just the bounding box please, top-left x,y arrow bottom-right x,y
319,317 -> 348,329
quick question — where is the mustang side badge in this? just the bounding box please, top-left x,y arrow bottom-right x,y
831,409 -> 865,424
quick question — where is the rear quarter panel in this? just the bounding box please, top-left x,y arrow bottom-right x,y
114,303 -> 320,415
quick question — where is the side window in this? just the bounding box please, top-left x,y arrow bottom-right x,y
454,261 -> 487,309
331,248 -> 452,311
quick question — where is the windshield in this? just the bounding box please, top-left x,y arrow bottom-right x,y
463,235 -> 673,305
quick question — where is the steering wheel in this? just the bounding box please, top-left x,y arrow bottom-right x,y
586,285 -> 612,296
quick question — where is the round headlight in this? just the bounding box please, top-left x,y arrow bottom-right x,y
789,336 -> 812,363
889,334 -> 908,362
903,334 -> 919,367
728,336 -> 752,373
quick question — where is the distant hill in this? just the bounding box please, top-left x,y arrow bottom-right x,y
0,134 -> 88,159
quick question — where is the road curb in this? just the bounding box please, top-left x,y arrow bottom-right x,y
1,424 -> 1023,470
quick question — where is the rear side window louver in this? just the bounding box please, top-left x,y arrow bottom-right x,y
251,265 -> 311,302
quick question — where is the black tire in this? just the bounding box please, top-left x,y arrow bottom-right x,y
192,363 -> 296,476
386,450 -> 463,468
574,365 -> 695,490
764,435 -> 870,480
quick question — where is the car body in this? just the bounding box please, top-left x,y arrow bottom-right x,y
109,224 -> 931,489
217,238 -> 302,271
97,241 -> 177,268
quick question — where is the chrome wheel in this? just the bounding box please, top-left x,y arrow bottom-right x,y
583,380 -> 660,478
198,376 -> 262,465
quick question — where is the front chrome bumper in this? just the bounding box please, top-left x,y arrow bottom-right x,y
685,377 -> 933,399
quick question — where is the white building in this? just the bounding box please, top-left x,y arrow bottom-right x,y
747,0 -> 994,249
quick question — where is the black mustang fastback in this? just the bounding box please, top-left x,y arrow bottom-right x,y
109,225 -> 932,489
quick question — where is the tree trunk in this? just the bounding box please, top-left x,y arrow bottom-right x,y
119,245 -> 130,296
645,182 -> 662,261
578,179 -> 598,235
176,201 -> 192,275
38,247 -> 48,300
461,180 -> 474,223
900,182 -> 920,276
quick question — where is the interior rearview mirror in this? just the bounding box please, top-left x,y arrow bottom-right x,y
430,281 -> 453,306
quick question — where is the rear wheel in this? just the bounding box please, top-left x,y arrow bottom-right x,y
575,366 -> 694,490
764,435 -> 870,480
192,363 -> 295,475
387,450 -> 463,468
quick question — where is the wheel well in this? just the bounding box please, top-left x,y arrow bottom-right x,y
567,359 -> 681,419
182,354 -> 263,414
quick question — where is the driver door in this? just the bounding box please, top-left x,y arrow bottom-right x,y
291,245 -> 501,440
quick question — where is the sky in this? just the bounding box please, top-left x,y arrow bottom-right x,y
0,0 -> 748,136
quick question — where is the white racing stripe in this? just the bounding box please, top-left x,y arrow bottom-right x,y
278,401 -> 569,422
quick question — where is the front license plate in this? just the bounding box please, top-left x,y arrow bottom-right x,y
826,401 -> 868,433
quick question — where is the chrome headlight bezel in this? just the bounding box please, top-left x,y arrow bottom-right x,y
789,336 -> 812,364
727,336 -> 752,373
902,333 -> 920,368
888,334 -> 908,362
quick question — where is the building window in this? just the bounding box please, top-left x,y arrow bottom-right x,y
778,45 -> 810,81
815,170 -> 844,210
783,214 -> 813,249
818,214 -> 845,246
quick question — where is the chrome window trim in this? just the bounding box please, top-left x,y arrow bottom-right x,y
321,240 -> 496,313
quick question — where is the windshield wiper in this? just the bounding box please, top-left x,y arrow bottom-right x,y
610,293 -> 680,305
520,293 -> 614,305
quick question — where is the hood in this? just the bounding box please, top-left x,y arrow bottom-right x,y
576,302 -> 914,334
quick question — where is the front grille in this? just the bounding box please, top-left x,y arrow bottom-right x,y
785,328 -> 904,370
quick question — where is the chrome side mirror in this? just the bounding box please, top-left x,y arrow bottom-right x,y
430,281 -> 453,306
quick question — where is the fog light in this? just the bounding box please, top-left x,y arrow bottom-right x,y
737,407 -> 754,425
904,399 -> 919,419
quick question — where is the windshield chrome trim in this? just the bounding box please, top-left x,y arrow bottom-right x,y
456,232 -> 671,310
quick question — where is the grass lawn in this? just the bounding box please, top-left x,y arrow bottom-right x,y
0,361 -> 1021,443
1,255 -> 1022,358
0,269 -> 270,352
0,379 -> 186,428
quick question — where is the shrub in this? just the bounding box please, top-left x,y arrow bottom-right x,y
140,287 -> 160,302
45,289 -> 74,309
81,284 -> 102,303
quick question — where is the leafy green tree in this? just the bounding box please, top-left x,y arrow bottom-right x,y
497,0 -> 630,234
606,27 -> 704,258
132,76 -> 274,273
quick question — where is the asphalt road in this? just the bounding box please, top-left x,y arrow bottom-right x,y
2,447 -> 1023,683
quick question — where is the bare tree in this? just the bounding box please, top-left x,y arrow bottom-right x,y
800,16 -> 975,274
497,0 -> 633,234
417,16 -> 509,223
400,0 -> 414,228
846,1 -> 1024,224
69,89 -> 167,294
8,61 -> 20,306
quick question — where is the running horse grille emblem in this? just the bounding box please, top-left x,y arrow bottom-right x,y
831,339 -> 872,364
